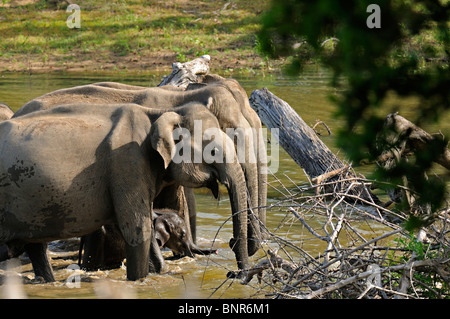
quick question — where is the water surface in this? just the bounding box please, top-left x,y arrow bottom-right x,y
0,66 -> 448,298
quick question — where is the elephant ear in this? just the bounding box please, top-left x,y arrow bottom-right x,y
150,112 -> 182,169
154,218 -> 171,247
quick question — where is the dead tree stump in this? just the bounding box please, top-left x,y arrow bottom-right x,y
377,112 -> 450,209
158,55 -> 211,89
378,112 -> 450,170
249,87 -> 344,179
249,87 -> 377,203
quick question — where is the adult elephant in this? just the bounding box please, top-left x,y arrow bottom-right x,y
94,76 -> 268,239
0,102 -> 249,281
14,76 -> 266,254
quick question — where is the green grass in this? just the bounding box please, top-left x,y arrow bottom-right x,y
0,0 -> 446,73
0,0 -> 273,73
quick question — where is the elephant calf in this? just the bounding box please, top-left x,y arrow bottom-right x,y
80,209 -> 217,271
0,102 -> 249,281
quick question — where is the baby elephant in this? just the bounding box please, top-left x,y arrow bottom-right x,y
80,209 -> 217,271
153,209 -> 218,258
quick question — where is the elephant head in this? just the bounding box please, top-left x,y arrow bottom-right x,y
149,103 -> 250,270
153,209 -> 217,257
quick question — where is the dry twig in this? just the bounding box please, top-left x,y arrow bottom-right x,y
229,171 -> 450,299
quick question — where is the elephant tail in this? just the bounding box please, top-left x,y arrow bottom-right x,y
78,236 -> 85,267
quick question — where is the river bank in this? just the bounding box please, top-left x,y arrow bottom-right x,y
0,0 -> 286,74
1,1 -> 446,75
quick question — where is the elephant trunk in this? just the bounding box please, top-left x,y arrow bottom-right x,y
241,162 -> 262,256
257,128 -> 268,239
187,243 -> 218,256
220,161 -> 249,271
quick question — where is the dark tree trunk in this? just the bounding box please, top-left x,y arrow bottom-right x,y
378,112 -> 450,170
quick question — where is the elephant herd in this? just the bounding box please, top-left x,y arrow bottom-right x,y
0,74 -> 267,281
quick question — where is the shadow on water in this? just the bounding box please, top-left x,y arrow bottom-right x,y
0,66 -> 448,298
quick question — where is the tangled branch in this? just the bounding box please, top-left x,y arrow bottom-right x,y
236,168 -> 450,299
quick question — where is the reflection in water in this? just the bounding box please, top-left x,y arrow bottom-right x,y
0,67 -> 448,298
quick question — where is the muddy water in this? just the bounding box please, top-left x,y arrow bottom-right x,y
0,67 -> 448,299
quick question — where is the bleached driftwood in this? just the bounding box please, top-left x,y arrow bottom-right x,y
158,55 -> 211,89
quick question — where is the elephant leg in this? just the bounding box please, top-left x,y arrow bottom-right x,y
257,131 -> 268,240
80,228 -> 106,270
247,208 -> 261,256
184,187 -> 197,244
103,224 -> 127,269
24,242 -> 55,282
125,237 -> 151,281
118,214 -> 152,280
109,150 -> 154,280
0,244 -> 9,262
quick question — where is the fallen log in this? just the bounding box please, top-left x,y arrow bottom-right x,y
249,87 -> 344,179
249,87 -> 381,206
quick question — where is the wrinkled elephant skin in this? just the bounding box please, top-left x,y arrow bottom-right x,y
0,102 -> 248,281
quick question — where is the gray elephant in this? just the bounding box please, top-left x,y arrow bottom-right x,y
0,102 -> 249,281
97,75 -> 268,235
13,75 -> 266,255
0,103 -> 14,121
79,209 -> 217,271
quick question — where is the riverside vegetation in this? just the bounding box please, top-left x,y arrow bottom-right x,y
0,0 -> 446,74
0,0 -> 448,299
0,0 -> 278,73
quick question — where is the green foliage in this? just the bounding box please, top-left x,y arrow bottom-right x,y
394,232 -> 432,261
258,0 -> 450,229
393,232 -> 449,298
